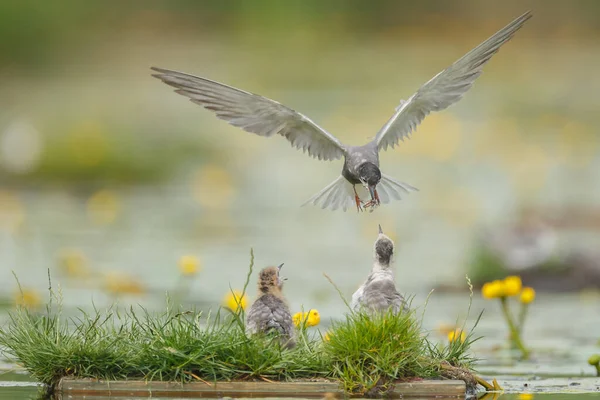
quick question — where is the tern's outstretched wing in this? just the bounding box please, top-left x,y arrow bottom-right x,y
375,11 -> 532,152
152,67 -> 345,161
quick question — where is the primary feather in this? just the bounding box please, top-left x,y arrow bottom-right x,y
375,11 -> 532,151
151,67 -> 345,161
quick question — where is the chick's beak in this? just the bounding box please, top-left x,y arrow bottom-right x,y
378,224 -> 383,234
277,263 -> 284,271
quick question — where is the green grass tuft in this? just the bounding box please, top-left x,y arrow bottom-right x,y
325,308 -> 426,394
0,257 -> 481,396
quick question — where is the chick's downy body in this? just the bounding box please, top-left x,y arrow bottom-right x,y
351,225 -> 407,314
245,265 -> 295,348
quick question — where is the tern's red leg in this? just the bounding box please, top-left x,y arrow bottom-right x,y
353,185 -> 363,212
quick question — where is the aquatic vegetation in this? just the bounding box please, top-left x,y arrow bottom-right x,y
481,275 -> 536,359
588,354 -> 600,377
292,309 -> 320,328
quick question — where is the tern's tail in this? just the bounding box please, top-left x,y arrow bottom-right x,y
301,174 -> 417,212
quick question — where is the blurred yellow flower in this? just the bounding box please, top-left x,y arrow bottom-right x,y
87,190 -> 120,226
293,309 -> 321,328
482,280 -> 504,299
178,255 -> 200,276
14,288 -> 41,309
224,290 -> 247,312
58,248 -> 89,278
447,328 -> 466,343
520,287 -> 536,304
518,394 -> 534,400
436,323 -> 455,336
323,331 -> 332,342
103,272 -> 145,296
0,190 -> 25,232
482,276 -> 523,299
192,164 -> 236,209
503,276 -> 522,297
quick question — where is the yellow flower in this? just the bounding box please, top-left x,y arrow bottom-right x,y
518,394 -> 534,400
293,309 -> 321,328
436,323 -> 455,335
178,255 -> 200,276
448,328 -> 466,343
503,276 -> 522,297
224,290 -> 247,312
103,272 -> 145,295
86,190 -> 120,226
520,287 -> 536,304
58,248 -> 89,278
482,280 -> 505,299
0,190 -> 25,232
323,331 -> 332,342
14,288 -> 41,309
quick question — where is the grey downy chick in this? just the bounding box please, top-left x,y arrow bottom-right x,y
351,225 -> 407,314
151,12 -> 531,212
245,264 -> 295,349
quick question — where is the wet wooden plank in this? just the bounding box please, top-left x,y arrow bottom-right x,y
58,378 -> 465,398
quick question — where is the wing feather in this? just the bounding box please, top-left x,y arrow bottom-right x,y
152,67 -> 345,161
375,11 -> 532,151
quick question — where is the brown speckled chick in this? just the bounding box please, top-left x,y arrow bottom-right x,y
245,264 -> 295,349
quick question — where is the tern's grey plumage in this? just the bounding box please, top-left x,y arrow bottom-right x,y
151,12 -> 531,212
245,264 -> 295,349
351,225 -> 407,314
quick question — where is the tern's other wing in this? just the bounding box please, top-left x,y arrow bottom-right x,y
152,67 -> 345,161
375,11 -> 531,152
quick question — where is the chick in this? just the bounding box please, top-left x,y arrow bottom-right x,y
351,225 -> 407,314
245,264 -> 295,348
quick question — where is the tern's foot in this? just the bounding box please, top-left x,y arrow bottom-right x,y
363,189 -> 381,209
354,194 -> 364,212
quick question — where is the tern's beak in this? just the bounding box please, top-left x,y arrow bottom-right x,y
368,184 -> 376,201
378,224 -> 383,234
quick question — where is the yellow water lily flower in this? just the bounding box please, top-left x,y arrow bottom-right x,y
520,287 -> 536,304
448,328 -> 466,343
518,393 -> 533,400
223,290 -> 247,312
14,288 -> 41,309
86,189 -> 120,226
293,309 -> 321,328
58,248 -> 89,278
103,272 -> 146,295
503,276 -> 522,296
178,255 -> 200,276
482,280 -> 504,299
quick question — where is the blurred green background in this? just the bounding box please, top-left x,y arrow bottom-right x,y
1,0 -> 599,316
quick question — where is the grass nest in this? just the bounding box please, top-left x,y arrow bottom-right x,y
0,251 -> 482,397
